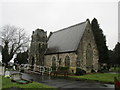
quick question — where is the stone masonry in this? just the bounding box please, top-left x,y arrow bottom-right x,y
29,19 -> 99,73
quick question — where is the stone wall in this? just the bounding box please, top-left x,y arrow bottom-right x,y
29,29 -> 47,66
77,21 -> 99,73
29,21 -> 99,73
44,52 -> 77,73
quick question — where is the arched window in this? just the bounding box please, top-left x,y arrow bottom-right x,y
59,58 -> 62,66
86,44 -> 93,69
52,56 -> 56,66
65,55 -> 70,67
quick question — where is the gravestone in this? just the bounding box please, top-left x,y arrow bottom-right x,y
11,73 -> 22,81
5,71 -> 10,77
0,66 -> 5,75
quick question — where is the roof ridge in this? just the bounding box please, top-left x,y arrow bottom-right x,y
53,21 -> 87,34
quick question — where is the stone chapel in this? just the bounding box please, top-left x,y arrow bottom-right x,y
29,19 -> 99,73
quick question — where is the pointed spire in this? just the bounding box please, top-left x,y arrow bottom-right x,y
86,18 -> 90,24
86,18 -> 90,22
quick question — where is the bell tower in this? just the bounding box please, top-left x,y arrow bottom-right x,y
29,28 -> 47,66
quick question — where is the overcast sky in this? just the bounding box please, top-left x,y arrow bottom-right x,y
0,0 -> 119,50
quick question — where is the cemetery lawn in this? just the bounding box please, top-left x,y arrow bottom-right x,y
1,76 -> 56,90
69,73 -> 118,84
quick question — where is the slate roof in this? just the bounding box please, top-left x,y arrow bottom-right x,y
45,20 -> 88,54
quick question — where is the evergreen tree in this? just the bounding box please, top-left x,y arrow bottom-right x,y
108,50 -> 114,65
15,51 -> 28,64
108,42 -> 120,65
113,42 -> 120,65
91,18 -> 109,63
2,41 -> 10,66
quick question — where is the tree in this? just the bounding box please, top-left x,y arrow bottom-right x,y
108,42 -> 120,66
108,50 -> 114,65
0,25 -> 29,67
14,51 -> 28,64
113,42 -> 120,65
91,18 -> 109,64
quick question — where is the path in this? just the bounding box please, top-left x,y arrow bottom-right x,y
8,71 -> 114,89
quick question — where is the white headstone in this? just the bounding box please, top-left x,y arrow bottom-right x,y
0,66 -> 5,75
13,66 -> 16,70
5,71 -> 10,77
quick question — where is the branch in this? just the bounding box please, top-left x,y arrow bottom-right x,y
10,43 -> 15,55
0,25 -> 29,61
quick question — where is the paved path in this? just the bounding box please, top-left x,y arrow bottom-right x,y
9,71 -> 114,89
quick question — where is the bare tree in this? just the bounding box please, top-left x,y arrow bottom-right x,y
0,25 -> 29,66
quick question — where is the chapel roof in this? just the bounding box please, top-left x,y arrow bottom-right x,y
45,19 -> 89,54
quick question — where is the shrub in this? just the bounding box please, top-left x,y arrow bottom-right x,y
91,69 -> 95,73
51,66 -> 57,71
58,66 -> 69,71
75,67 -> 86,75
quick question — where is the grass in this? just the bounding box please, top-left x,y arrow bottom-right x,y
1,75 -> 57,90
69,73 -> 119,84
54,73 -> 119,84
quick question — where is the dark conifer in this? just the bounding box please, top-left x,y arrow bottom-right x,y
113,42 -> 120,65
91,18 -> 109,63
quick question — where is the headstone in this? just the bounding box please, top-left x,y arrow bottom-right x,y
5,71 -> 10,77
11,73 -> 22,81
13,66 -> 16,70
0,66 -> 5,75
